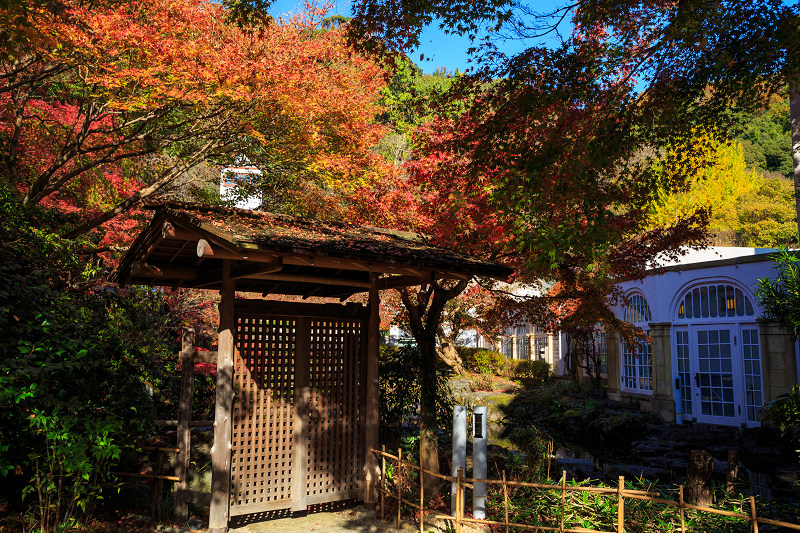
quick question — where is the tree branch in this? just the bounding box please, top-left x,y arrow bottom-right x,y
62,138 -> 222,238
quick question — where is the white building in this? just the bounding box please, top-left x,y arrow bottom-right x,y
600,247 -> 799,427
494,283 -> 562,366
220,165 -> 262,210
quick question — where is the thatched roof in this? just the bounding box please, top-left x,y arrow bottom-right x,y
109,202 -> 511,299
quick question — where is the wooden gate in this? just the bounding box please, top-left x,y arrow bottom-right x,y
229,302 -> 367,517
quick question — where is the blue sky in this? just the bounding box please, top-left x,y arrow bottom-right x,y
268,0 -> 566,74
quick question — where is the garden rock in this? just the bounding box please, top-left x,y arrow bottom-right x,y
630,440 -> 672,457
555,457 -> 600,480
769,463 -> 800,491
648,456 -> 688,472
603,463 -> 670,481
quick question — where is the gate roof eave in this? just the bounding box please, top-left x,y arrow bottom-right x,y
109,202 -> 512,297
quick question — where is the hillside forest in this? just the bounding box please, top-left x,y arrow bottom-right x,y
0,0 -> 798,530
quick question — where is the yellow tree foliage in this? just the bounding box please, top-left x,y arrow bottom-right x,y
735,173 -> 796,247
649,133 -> 758,232
648,133 -> 795,247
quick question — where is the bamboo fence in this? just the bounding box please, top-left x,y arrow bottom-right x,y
372,447 -> 800,533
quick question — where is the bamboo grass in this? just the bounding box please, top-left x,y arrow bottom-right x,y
371,448 -> 800,533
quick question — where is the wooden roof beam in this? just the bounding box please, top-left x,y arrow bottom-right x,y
168,240 -> 190,263
162,222 -> 196,241
375,273 -> 433,291
195,239 -> 433,277
131,261 -> 197,280
192,258 -> 284,288
374,271 -> 476,291
167,219 -> 246,259
443,271 -> 471,281
249,272 -> 372,288
260,284 -> 279,297
302,287 -> 321,300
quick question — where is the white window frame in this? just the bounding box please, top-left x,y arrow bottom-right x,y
587,330 -> 608,377
620,293 -> 653,395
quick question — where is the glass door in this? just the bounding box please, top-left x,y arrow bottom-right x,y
741,328 -> 764,424
674,329 -> 693,418
694,327 -> 738,425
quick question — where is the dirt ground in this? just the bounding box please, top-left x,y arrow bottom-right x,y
229,507 -> 406,533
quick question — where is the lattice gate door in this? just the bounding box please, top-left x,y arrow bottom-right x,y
229,304 -> 366,518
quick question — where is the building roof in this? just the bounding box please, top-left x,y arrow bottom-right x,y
648,246 -> 781,275
653,246 -> 777,269
109,202 -> 512,298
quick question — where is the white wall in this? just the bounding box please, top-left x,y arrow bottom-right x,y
616,255 -> 776,321
220,166 -> 262,210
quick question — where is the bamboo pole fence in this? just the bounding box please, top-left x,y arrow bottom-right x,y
372,448 -> 800,533
110,333 -> 217,521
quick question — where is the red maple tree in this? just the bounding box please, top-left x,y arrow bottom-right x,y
1,0 -> 390,242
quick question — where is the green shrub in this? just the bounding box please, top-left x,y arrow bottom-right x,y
0,189 -> 181,531
460,347 -> 508,375
482,475 -> 794,533
379,345 -> 455,447
501,382 -> 650,457
513,359 -> 551,387
456,346 -> 482,372
762,384 -> 800,454
456,346 -> 482,363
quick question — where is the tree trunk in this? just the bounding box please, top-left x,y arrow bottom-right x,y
686,449 -> 714,506
437,341 -> 465,375
418,335 -> 441,497
726,449 -> 738,494
398,280 -> 468,498
790,84 -> 800,245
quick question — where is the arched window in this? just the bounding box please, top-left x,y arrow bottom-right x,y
624,294 -> 652,323
620,293 -> 652,394
676,284 -> 755,320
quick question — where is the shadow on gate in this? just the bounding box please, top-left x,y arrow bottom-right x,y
228,312 -> 367,522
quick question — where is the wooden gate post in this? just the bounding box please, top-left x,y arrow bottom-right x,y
210,261 -> 235,533
175,328 -> 195,521
291,318 -> 310,513
363,278 -> 380,505
152,450 -> 165,521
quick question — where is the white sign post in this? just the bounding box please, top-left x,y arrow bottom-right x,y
473,406 -> 487,519
451,406 -> 467,516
